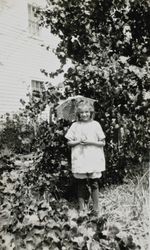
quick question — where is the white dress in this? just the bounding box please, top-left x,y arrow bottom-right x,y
65,120 -> 106,179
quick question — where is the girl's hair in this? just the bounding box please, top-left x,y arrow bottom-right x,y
75,100 -> 95,121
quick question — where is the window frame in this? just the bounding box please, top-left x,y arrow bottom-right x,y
28,4 -> 40,37
31,80 -> 45,97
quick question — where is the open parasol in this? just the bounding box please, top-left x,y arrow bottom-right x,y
56,95 -> 96,121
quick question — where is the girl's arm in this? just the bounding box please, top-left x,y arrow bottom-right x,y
67,140 -> 81,147
82,139 -> 105,147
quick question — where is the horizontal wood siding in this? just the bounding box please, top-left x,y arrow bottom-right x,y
0,0 -> 60,117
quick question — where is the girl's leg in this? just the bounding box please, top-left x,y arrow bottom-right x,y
89,178 -> 99,213
77,179 -> 87,211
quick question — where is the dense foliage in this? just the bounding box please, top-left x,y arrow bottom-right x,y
0,114 -> 34,154
32,0 -> 150,183
0,155 -> 149,249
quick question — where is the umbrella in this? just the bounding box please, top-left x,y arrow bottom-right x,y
56,95 -> 96,121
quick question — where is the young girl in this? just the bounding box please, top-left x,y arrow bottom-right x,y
65,100 -> 105,216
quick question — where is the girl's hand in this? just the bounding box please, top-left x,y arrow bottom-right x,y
80,138 -> 87,144
80,135 -> 87,144
80,140 -> 91,145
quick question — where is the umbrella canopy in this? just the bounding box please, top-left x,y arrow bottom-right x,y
56,95 -> 96,121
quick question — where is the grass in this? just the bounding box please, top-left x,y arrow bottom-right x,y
98,168 -> 149,250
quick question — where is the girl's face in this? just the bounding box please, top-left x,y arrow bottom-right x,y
79,106 -> 91,122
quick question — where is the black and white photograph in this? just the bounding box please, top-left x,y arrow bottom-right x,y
0,0 -> 149,249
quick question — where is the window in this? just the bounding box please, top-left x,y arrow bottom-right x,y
31,80 -> 44,97
28,4 -> 40,36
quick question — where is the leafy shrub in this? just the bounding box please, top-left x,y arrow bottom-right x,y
29,119 -> 78,201
0,114 -> 34,154
35,0 -> 150,184
0,155 -> 148,249
17,0 -> 150,197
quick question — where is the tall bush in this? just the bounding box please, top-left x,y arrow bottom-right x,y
36,0 -> 150,182
0,114 -> 34,154
22,0 -> 150,189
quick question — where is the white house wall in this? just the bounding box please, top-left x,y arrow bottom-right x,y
0,0 -> 61,117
